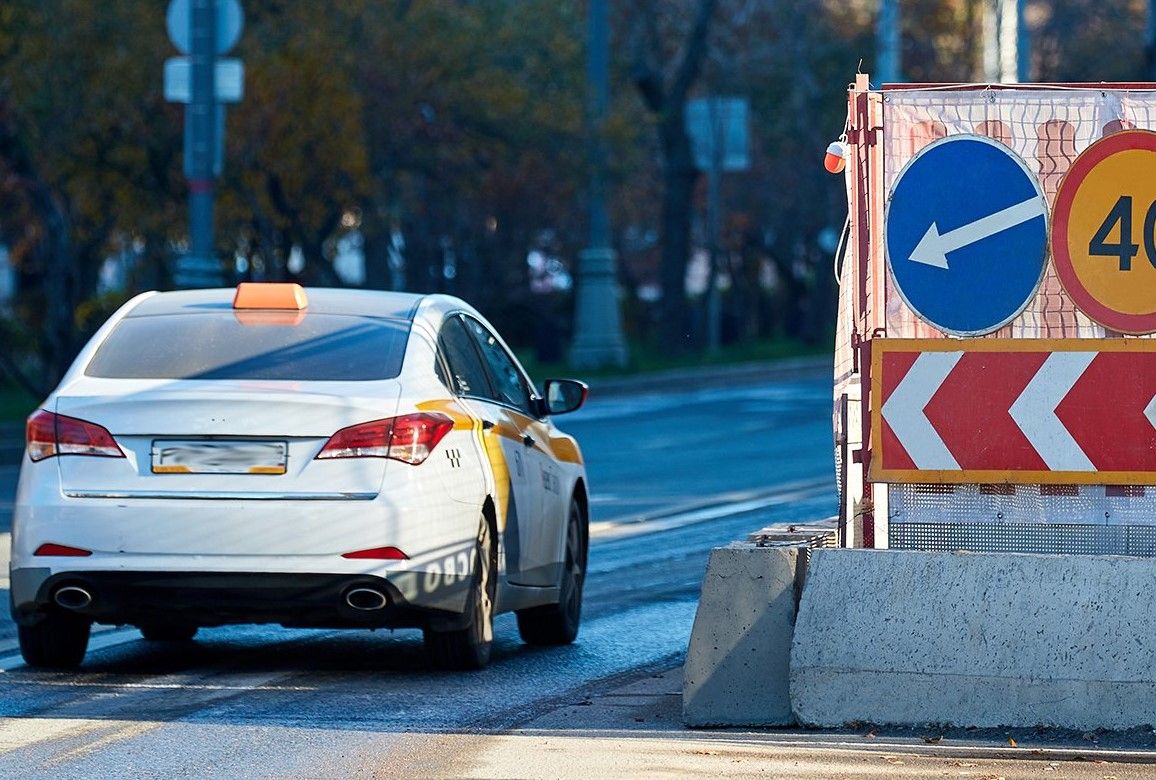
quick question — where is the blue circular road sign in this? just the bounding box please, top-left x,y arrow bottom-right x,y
885,135 -> 1048,335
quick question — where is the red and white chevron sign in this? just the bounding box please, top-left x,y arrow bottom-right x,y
870,339 -> 1156,484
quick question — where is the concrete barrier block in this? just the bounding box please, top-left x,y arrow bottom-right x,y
683,543 -> 802,727
791,548 -> 1156,730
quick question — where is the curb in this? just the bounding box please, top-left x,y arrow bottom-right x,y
509,663 -> 1156,765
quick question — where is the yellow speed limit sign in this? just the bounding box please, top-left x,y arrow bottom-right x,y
1052,129 -> 1156,334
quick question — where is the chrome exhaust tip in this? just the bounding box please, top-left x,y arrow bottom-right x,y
54,585 -> 93,610
345,587 -> 389,611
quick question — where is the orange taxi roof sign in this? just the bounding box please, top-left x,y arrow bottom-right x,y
233,282 -> 308,310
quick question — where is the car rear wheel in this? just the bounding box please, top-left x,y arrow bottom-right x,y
423,517 -> 497,670
516,497 -> 587,645
139,624 -> 199,642
18,612 -> 92,669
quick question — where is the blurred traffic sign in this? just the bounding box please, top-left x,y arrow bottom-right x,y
872,338 -> 1156,484
164,57 -> 244,103
686,98 -> 749,172
166,0 -> 243,55
1051,130 -> 1156,334
172,252 -> 228,288
885,135 -> 1048,335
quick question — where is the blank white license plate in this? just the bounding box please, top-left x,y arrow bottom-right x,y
151,440 -> 288,475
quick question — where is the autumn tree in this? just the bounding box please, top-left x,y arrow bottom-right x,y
0,0 -> 181,389
628,0 -> 719,352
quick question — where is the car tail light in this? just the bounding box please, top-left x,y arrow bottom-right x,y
316,412 -> 453,465
34,543 -> 93,557
341,546 -> 409,560
27,410 -> 125,462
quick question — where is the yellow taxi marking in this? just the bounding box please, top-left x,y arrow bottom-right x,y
416,399 -> 474,430
479,422 -> 511,532
546,435 -> 583,466
151,465 -> 191,474
247,466 -> 286,475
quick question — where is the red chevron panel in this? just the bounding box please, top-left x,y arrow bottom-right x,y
922,351 -> 1049,471
1054,352 -> 1156,472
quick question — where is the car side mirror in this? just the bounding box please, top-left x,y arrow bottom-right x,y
542,379 -> 588,415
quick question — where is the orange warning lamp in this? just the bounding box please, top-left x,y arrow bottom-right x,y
233,282 -> 308,310
824,141 -> 848,174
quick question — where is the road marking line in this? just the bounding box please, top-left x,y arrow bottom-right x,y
0,718 -> 113,755
589,479 -> 831,542
40,720 -> 163,767
4,679 -> 318,691
0,532 -> 8,589
0,625 -> 139,671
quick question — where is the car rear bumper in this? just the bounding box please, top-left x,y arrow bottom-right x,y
10,568 -> 473,630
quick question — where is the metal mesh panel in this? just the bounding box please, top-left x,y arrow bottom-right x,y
881,88 -> 1156,341
890,522 -> 1156,557
891,482 -> 1156,525
891,482 -> 1156,555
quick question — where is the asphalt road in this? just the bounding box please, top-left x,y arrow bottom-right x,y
0,368 -> 839,777
2,368 -> 1153,777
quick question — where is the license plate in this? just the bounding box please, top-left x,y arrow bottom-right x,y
151,440 -> 288,475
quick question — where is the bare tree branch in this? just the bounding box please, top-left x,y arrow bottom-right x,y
669,0 -> 719,108
630,0 -> 665,113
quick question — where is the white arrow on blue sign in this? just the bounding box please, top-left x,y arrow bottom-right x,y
885,134 -> 1049,335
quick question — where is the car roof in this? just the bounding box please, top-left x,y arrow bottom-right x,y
123,287 -> 472,323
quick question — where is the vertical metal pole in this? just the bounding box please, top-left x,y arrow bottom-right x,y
1146,0 -> 1156,81
875,0 -> 900,83
998,0 -> 1018,83
188,0 -> 217,268
570,0 -> 628,368
706,153 -> 721,354
1016,0 -> 1030,82
982,0 -> 999,82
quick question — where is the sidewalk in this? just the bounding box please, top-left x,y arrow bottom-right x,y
425,664 -> 1156,779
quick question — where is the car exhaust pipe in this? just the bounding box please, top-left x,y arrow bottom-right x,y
345,587 -> 390,611
54,585 -> 93,610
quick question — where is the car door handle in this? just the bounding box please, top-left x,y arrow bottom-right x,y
481,420 -> 495,430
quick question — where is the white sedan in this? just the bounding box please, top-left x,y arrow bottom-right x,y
10,283 -> 589,670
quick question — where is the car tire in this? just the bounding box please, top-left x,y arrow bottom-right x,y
516,497 -> 587,646
423,517 -> 497,671
139,624 -> 199,642
18,612 -> 92,669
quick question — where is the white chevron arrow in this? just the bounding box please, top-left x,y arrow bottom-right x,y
882,352 -> 962,469
1146,395 -> 1156,432
909,197 -> 1045,270
1008,352 -> 1096,471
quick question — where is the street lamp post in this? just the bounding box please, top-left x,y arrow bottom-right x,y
570,0 -> 628,369
188,0 -> 217,268
876,0 -> 900,83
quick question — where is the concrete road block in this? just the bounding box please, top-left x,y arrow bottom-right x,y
791,548 -> 1156,730
683,543 -> 803,727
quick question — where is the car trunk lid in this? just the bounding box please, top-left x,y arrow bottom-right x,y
54,379 -> 401,498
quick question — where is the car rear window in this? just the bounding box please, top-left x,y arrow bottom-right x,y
85,313 -> 409,381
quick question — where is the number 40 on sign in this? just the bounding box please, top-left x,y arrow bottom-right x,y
1052,130 -> 1156,335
